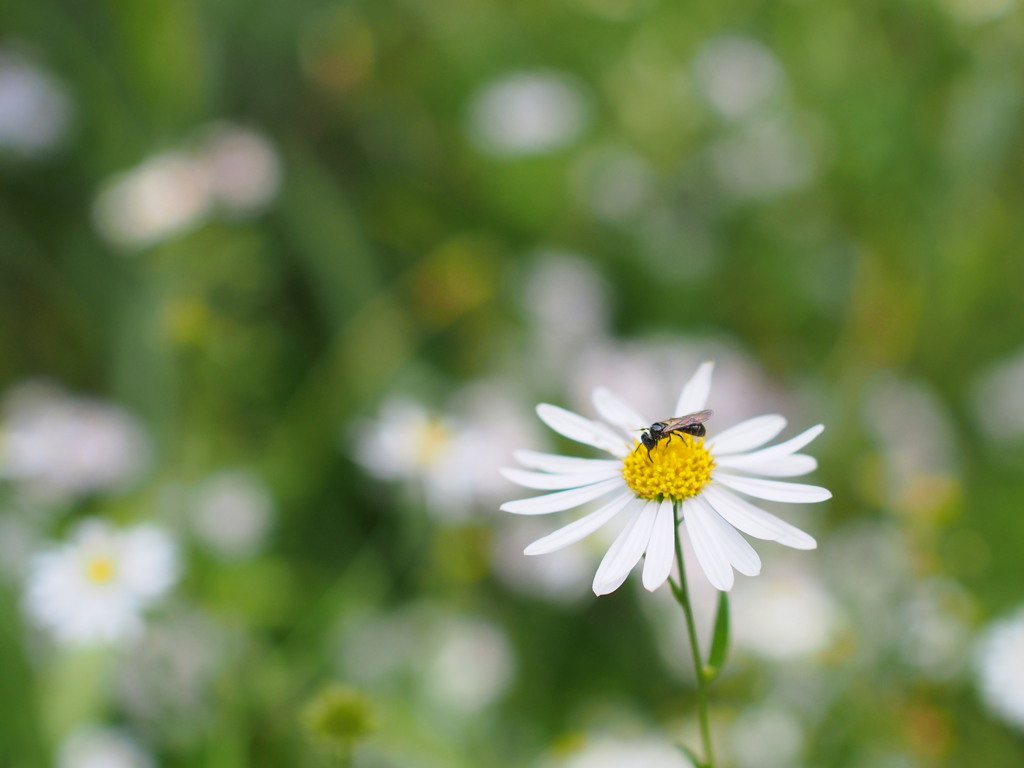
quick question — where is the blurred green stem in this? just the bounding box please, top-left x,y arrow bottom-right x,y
669,504 -> 715,768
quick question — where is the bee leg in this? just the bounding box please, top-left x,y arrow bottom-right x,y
645,444 -> 654,462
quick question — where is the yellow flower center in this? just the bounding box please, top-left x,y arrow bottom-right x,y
415,418 -> 451,466
621,435 -> 715,500
84,555 -> 116,585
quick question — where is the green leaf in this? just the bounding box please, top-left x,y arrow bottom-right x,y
704,591 -> 730,681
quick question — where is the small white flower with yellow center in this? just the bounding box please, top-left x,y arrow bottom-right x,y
24,519 -> 179,646
501,362 -> 831,594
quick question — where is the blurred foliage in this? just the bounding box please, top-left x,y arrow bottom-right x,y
2,0 -> 1024,766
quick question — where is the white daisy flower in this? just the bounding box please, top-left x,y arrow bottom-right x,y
975,606 -> 1024,730
190,470 -> 273,560
548,732 -> 694,768
57,725 -> 155,768
24,519 -> 179,646
352,387 -> 535,522
467,71 -> 589,157
0,50 -> 73,158
500,362 -> 831,595
0,381 -> 150,503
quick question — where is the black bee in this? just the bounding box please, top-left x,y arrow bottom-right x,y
638,410 -> 713,461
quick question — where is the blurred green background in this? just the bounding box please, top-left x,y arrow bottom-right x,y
2,0 -> 1024,765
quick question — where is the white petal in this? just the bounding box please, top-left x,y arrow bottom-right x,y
513,449 -> 622,474
712,423 -> 825,475
524,491 -> 634,555
592,499 -> 658,595
771,522 -> 816,549
121,525 -> 179,598
500,467 -> 621,490
691,496 -> 761,576
701,485 -> 785,540
682,499 -> 734,591
642,499 -> 676,592
709,415 -> 787,455
592,387 -> 647,436
536,404 -> 630,457
749,423 -> 825,458
713,473 -> 832,504
715,452 -> 818,477
675,361 -> 715,416
500,477 -> 625,515
703,486 -> 816,549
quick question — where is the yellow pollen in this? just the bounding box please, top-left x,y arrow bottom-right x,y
84,556 -> 116,585
622,435 -> 715,501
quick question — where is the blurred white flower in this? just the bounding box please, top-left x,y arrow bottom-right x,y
729,705 -> 804,768
200,124 -> 281,214
24,519 -> 179,646
352,397 -> 470,521
423,615 -> 514,712
546,733 -> 694,768
57,725 -> 155,768
0,382 -> 149,502
732,563 -> 841,661
0,50 -> 72,157
94,150 -> 212,249
692,36 -> 784,120
93,123 -> 281,249
351,384 -> 534,521
975,606 -> 1024,730
448,382 -> 540,504
971,348 -> 1024,442
708,115 -> 816,199
468,71 -> 589,156
352,397 -> 451,483
502,362 -> 829,595
189,470 -> 273,559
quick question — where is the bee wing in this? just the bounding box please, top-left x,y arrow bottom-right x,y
664,409 -> 713,429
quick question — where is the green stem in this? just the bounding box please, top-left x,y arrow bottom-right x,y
669,503 -> 716,768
